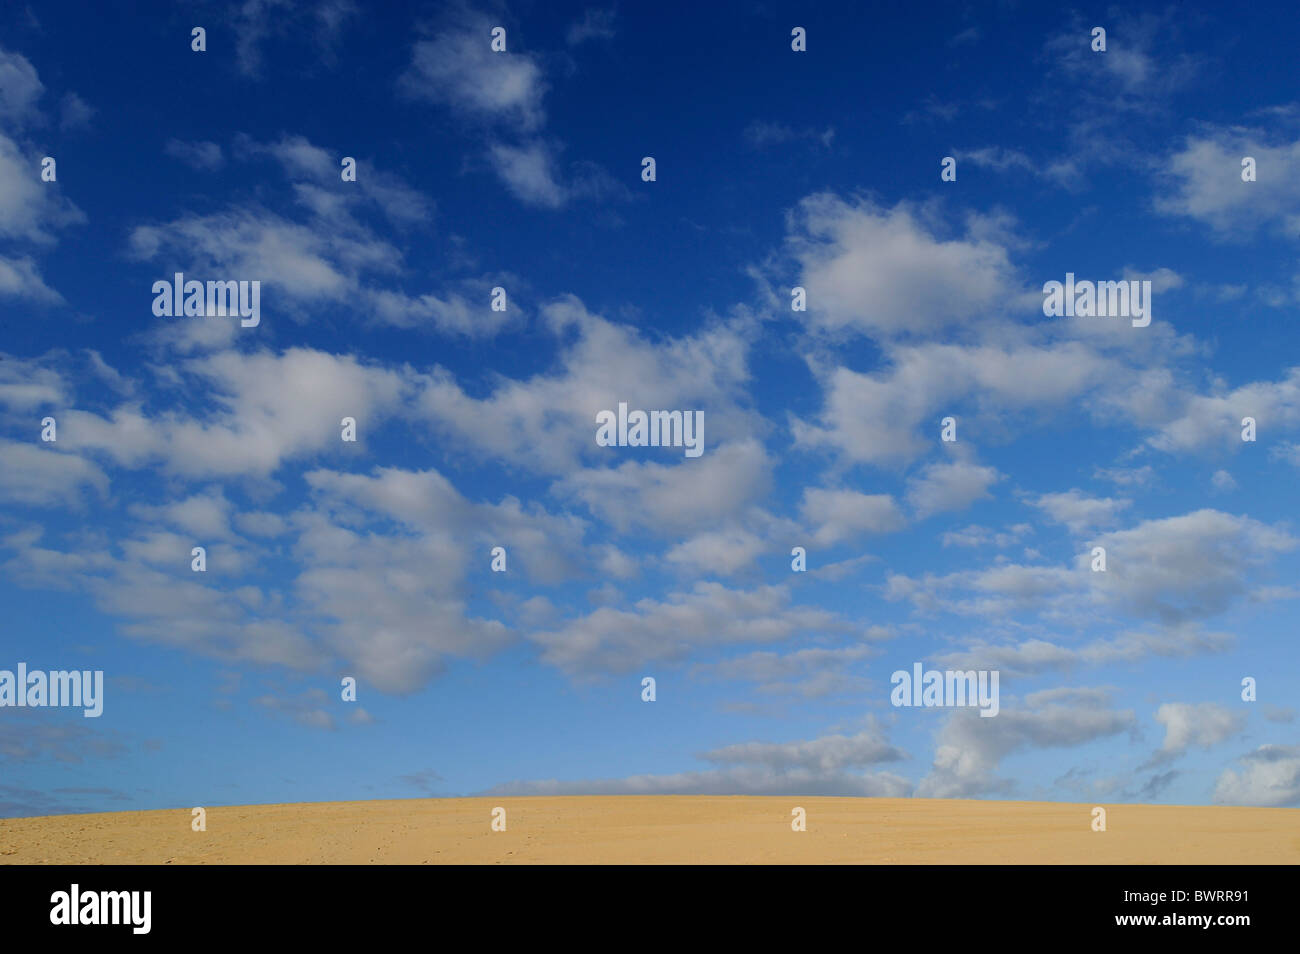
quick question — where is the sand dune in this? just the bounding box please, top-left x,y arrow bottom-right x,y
2,796 -> 1297,864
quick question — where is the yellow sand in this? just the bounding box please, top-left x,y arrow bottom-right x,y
2,796 -> 1297,864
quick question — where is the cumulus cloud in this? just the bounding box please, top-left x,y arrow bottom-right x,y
1042,11 -> 1201,111
1147,702 -> 1245,766
663,526 -> 769,576
304,464 -> 600,584
799,487 -> 905,546
1029,489 -> 1131,534
1157,128 -> 1300,236
906,459 -> 1001,518
934,624 -> 1235,675
1087,510 -> 1295,624
885,562 -> 1082,618
918,688 -> 1136,797
889,508 -> 1293,626
783,194 -> 1017,338
61,348 -> 416,478
793,340 -> 1110,466
128,206 -> 399,306
129,134 -> 509,336
529,581 -> 850,676
0,255 -> 62,303
0,132 -> 85,244
482,139 -> 626,209
694,644 -> 882,698
488,723 -> 910,796
0,439 -> 108,507
487,139 -> 567,208
1214,745 -> 1300,807
1134,368 -> 1300,455
366,279 -> 517,337
421,295 -> 762,475
239,133 -> 433,226
0,353 -> 68,409
400,11 -> 547,131
0,48 -> 43,122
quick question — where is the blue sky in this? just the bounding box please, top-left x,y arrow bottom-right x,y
2,0 -> 1299,818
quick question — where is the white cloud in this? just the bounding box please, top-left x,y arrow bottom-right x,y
487,139 -> 567,208
1088,509 -> 1295,623
1094,464 -> 1155,487
0,48 -> 43,122
695,645 -> 880,698
530,581 -> 849,676
366,281 -> 516,337
1042,11 -> 1201,113
1122,265 -> 1184,293
799,487 -> 905,545
784,194 -> 1017,338
934,624 -> 1234,675
1157,129 -> 1300,236
906,459 -> 1001,518
290,508 -> 512,693
918,688 -> 1136,797
885,562 -> 1082,618
129,489 -> 237,541
0,439 -> 107,507
129,206 -> 396,304
0,255 -> 61,303
793,340 -> 1109,466
1030,489 -> 1131,534
419,295 -> 761,475
62,347 -> 415,478
488,723 -> 909,796
560,440 -> 772,534
1136,368 -> 1300,455
1150,702 -> 1245,763
1211,469 -> 1237,492
304,465 -> 598,584
0,133 -> 85,243
1,533 -> 323,672
892,508 -> 1294,625
400,13 -> 546,131
483,138 -> 624,209
240,134 -> 433,226
1214,745 -> 1300,806
1271,442 -> 1300,468
0,354 -> 67,409
664,526 -> 768,575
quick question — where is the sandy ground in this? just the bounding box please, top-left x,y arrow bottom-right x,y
2,796 -> 1297,864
